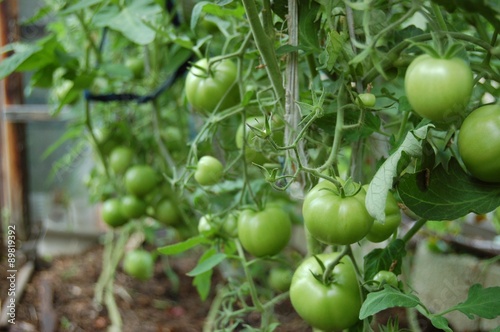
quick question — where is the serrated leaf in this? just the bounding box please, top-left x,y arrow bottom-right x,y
187,253 -> 226,276
157,236 -> 208,255
60,0 -> 103,14
429,315 -> 452,332
359,286 -> 420,319
364,239 -> 406,280
192,249 -> 217,301
397,159 -> 500,220
319,31 -> 347,71
107,3 -> 159,45
190,1 -> 209,31
366,125 -> 433,221
453,284 -> 500,319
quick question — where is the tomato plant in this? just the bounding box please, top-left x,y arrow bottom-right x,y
185,58 -> 239,113
458,104 -> 500,182
124,165 -> 158,197
404,54 -> 474,122
123,249 -> 155,281
289,253 -> 362,331
194,156 -> 224,186
302,181 -> 374,245
237,205 -> 291,257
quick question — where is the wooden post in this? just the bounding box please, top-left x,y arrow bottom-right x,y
0,0 -> 31,242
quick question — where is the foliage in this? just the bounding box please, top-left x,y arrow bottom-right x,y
2,0 -> 500,330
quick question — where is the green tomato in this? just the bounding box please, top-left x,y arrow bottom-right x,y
268,267 -> 293,292
125,57 -> 144,79
290,253 -> 362,331
160,126 -> 183,151
373,270 -> 398,288
405,54 -> 473,122
458,105 -> 500,182
237,206 -> 292,257
124,165 -> 158,197
120,195 -> 146,219
101,198 -> 128,227
365,187 -> 402,243
357,93 -> 376,107
155,198 -> 180,225
109,146 -> 134,174
302,181 -> 374,245
194,156 -> 224,186
123,249 -> 154,281
185,58 -> 239,112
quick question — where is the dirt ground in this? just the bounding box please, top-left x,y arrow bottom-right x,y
1,245 -> 313,332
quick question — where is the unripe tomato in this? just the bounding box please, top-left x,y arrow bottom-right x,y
268,267 -> 293,292
185,58 -> 239,112
123,249 -> 154,281
102,198 -> 128,227
120,195 -> 146,219
109,146 -> 134,174
405,54 -> 473,122
124,165 -> 158,197
302,181 -> 374,245
290,253 -> 362,331
194,156 -> 224,186
373,270 -> 398,288
155,198 -> 180,225
237,206 -> 292,257
357,93 -> 376,107
364,187 -> 402,243
458,105 -> 500,182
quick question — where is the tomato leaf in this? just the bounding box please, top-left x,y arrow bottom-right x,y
366,125 -> 433,221
187,253 -> 227,276
451,284 -> 500,320
363,239 -> 406,280
428,315 -> 452,332
191,249 -> 220,301
359,286 -> 421,319
157,235 -> 209,255
397,158 -> 500,220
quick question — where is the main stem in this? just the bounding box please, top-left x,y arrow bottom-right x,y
241,0 -> 285,110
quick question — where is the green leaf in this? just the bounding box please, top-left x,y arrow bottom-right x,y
107,3 -> 160,45
60,0 -> 103,14
298,0 -> 321,51
359,286 -> 420,319
0,43 -> 42,80
190,1 -> 210,31
366,125 -> 433,221
397,159 -> 500,220
190,249 -> 224,301
428,315 -> 452,332
186,253 -> 227,276
453,284 -> 500,319
318,30 -> 347,71
363,239 -> 406,280
157,236 -> 209,255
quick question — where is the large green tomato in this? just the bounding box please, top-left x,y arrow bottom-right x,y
124,165 -> 158,197
458,105 -> 500,182
185,58 -> 239,112
120,195 -> 146,219
109,146 -> 134,174
405,54 -> 473,122
101,198 -> 128,227
123,249 -> 154,281
302,181 -> 374,245
194,156 -> 224,186
364,187 -> 402,243
237,206 -> 292,257
290,253 -> 362,331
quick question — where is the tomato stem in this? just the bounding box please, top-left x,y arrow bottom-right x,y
322,245 -> 350,285
402,218 -> 428,243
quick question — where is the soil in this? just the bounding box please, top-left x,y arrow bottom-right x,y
0,244 -> 440,332
1,245 -> 311,332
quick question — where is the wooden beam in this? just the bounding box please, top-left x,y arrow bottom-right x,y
1,0 -> 31,241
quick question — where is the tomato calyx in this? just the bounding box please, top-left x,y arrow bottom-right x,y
310,245 -> 351,286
